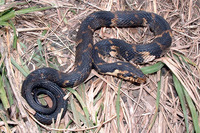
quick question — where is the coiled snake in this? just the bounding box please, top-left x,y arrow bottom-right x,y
21,11 -> 172,124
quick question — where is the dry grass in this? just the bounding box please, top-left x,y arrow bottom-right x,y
0,0 -> 200,132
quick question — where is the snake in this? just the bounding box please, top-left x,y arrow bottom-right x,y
21,10 -> 172,124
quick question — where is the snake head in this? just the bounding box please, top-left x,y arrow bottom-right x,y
105,68 -> 146,84
116,71 -> 146,84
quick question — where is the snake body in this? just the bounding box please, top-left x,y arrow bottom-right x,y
21,11 -> 172,124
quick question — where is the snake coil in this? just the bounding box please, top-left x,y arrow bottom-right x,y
21,11 -> 172,124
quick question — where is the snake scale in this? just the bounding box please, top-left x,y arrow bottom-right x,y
21,10 -> 172,124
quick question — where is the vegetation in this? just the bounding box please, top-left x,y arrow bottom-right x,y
0,0 -> 199,132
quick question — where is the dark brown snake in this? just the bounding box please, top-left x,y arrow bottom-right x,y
21,10 -> 172,124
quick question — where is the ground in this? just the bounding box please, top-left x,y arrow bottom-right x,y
0,0 -> 199,132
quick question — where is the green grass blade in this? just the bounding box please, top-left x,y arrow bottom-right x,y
0,21 -> 10,26
67,87 -> 92,127
141,62 -> 164,74
0,7 -> 13,17
172,74 -> 189,133
93,90 -> 102,105
147,74 -> 161,131
70,96 -> 81,126
15,6 -> 52,15
0,9 -> 15,22
8,20 -> 17,49
183,87 -> 200,133
0,73 -> 10,110
116,80 -> 122,132
65,120 -> 73,129
11,57 -> 29,77
174,53 -> 198,67
2,74 -> 14,106
0,1 -> 27,11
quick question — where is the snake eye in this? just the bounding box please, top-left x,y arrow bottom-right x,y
132,75 -> 137,79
